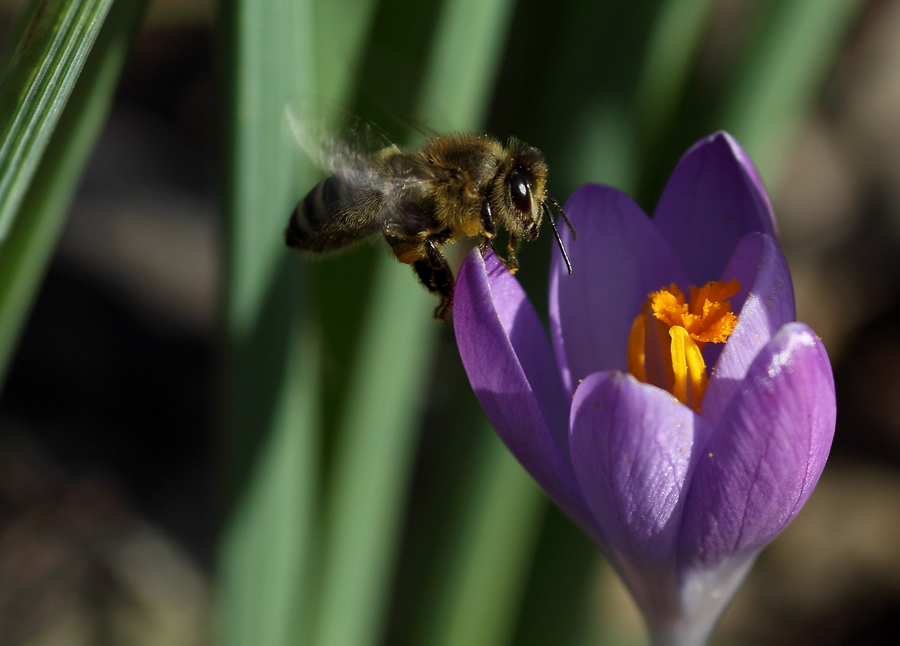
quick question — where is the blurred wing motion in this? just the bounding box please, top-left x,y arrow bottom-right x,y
284,105 -> 411,251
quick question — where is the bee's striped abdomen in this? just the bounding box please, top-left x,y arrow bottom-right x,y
285,175 -> 383,252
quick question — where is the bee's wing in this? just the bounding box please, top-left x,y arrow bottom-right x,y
285,103 -> 392,171
285,103 -> 425,218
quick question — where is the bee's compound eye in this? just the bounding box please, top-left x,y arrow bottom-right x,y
508,173 -> 532,213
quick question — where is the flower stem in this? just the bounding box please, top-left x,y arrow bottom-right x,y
650,620 -> 715,646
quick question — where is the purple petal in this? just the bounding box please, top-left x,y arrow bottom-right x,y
678,323 -> 836,569
550,184 -> 688,394
653,132 -> 777,285
569,372 -> 712,565
701,233 -> 796,426
454,248 -> 598,538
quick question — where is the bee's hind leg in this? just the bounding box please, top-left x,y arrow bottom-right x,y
414,239 -> 455,321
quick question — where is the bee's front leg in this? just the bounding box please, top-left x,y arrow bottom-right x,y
478,200 -> 497,256
413,238 -> 455,321
480,200 -> 496,238
503,233 -> 520,274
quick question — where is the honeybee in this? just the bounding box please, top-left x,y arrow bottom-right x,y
285,131 -> 575,320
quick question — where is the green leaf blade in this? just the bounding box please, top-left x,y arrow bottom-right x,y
0,0 -> 115,240
310,1 -> 528,645
0,0 -> 147,386
722,0 -> 864,190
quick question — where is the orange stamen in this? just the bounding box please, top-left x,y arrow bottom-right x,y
627,280 -> 740,412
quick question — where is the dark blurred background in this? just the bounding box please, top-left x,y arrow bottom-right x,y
0,1 -> 216,642
2,0 -> 900,644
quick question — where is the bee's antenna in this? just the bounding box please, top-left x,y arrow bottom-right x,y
549,197 -> 576,241
543,202 -> 573,276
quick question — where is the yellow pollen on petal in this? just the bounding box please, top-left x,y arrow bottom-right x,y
627,279 -> 740,411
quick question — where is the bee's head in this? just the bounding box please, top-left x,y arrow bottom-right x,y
491,139 -> 575,275
507,169 -> 541,240
492,139 -> 548,238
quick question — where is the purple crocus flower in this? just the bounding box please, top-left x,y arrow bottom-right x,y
453,132 -> 835,646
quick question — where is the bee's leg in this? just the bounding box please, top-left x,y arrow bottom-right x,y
503,234 -> 520,274
384,224 -> 423,265
415,239 -> 455,321
478,201 -> 497,255
413,261 -> 454,321
480,200 -> 496,238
